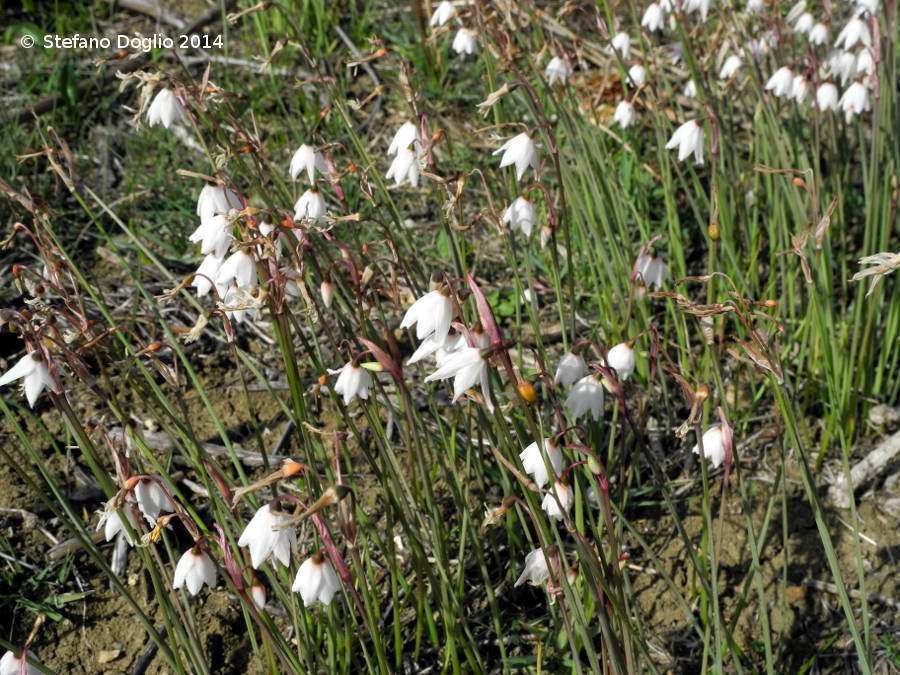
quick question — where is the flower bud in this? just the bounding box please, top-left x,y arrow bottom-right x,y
517,380 -> 537,403
320,279 -> 334,308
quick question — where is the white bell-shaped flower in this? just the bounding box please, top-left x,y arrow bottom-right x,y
134,477 -> 175,519
430,0 -> 456,26
146,88 -> 185,129
400,289 -> 454,342
541,480 -> 574,520
385,147 -> 421,187
237,503 -> 297,569
189,214 -> 231,258
502,197 -> 537,237
294,189 -> 327,222
607,343 -> 636,381
493,133 -> 538,181
765,66 -> 794,98
292,553 -> 341,607
0,351 -> 54,408
331,361 -> 373,405
388,121 -> 420,156
452,28 -> 478,56
514,548 -> 550,587
424,346 -> 489,404
545,57 -> 571,86
614,100 -> 636,128
565,373 -> 605,421
289,144 -> 327,183
664,119 -> 705,165
641,3 -> 664,31
519,438 -> 563,488
816,82 -> 839,111
196,184 -> 240,222
693,425 -> 726,468
554,352 -> 587,387
173,547 -> 217,596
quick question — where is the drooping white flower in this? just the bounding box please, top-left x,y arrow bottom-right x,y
514,548 -> 550,587
627,64 -> 647,87
614,100 -> 636,128
692,425 -> 726,468
745,0 -> 763,13
816,82 -> 839,111
502,197 -> 537,237
611,32 -> 631,60
684,0 -> 714,21
400,290 -> 453,342
607,343 -> 636,381
719,55 -> 742,80
331,361 -> 373,405
0,650 -> 41,675
839,81 -> 870,121
189,214 -> 231,258
388,121 -> 420,156
102,507 -> 138,546
424,346 -> 489,405
831,49 -> 859,85
493,133 -> 538,181
134,477 -> 175,519
192,253 -> 225,298
641,3 -> 665,31
555,352 -> 588,388
786,0 -> 806,22
765,66 -> 795,98
791,74 -> 810,103
545,57 -> 571,86
854,0 -> 879,15
385,147 -> 421,187
452,28 -> 478,56
237,503 -> 297,569
289,144 -> 327,183
565,374 -> 605,421
430,0 -> 456,26
519,438 -> 563,488
215,250 -> 257,291
665,119 -> 705,165
636,251 -> 667,288
835,17 -> 872,49
856,49 -> 875,76
146,88 -> 185,129
196,184 -> 241,222
808,23 -> 828,45
407,333 -> 447,365
683,79 -> 698,98
173,547 -> 217,596
294,188 -> 327,222
292,554 -> 341,607
0,352 -> 54,408
541,480 -> 574,520
793,11 -> 814,34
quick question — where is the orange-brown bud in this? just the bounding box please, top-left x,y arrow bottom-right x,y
765,299 -> 778,308
281,459 -> 304,478
793,177 -> 806,189
696,385 -> 709,402
517,381 -> 537,404
708,222 -> 720,240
